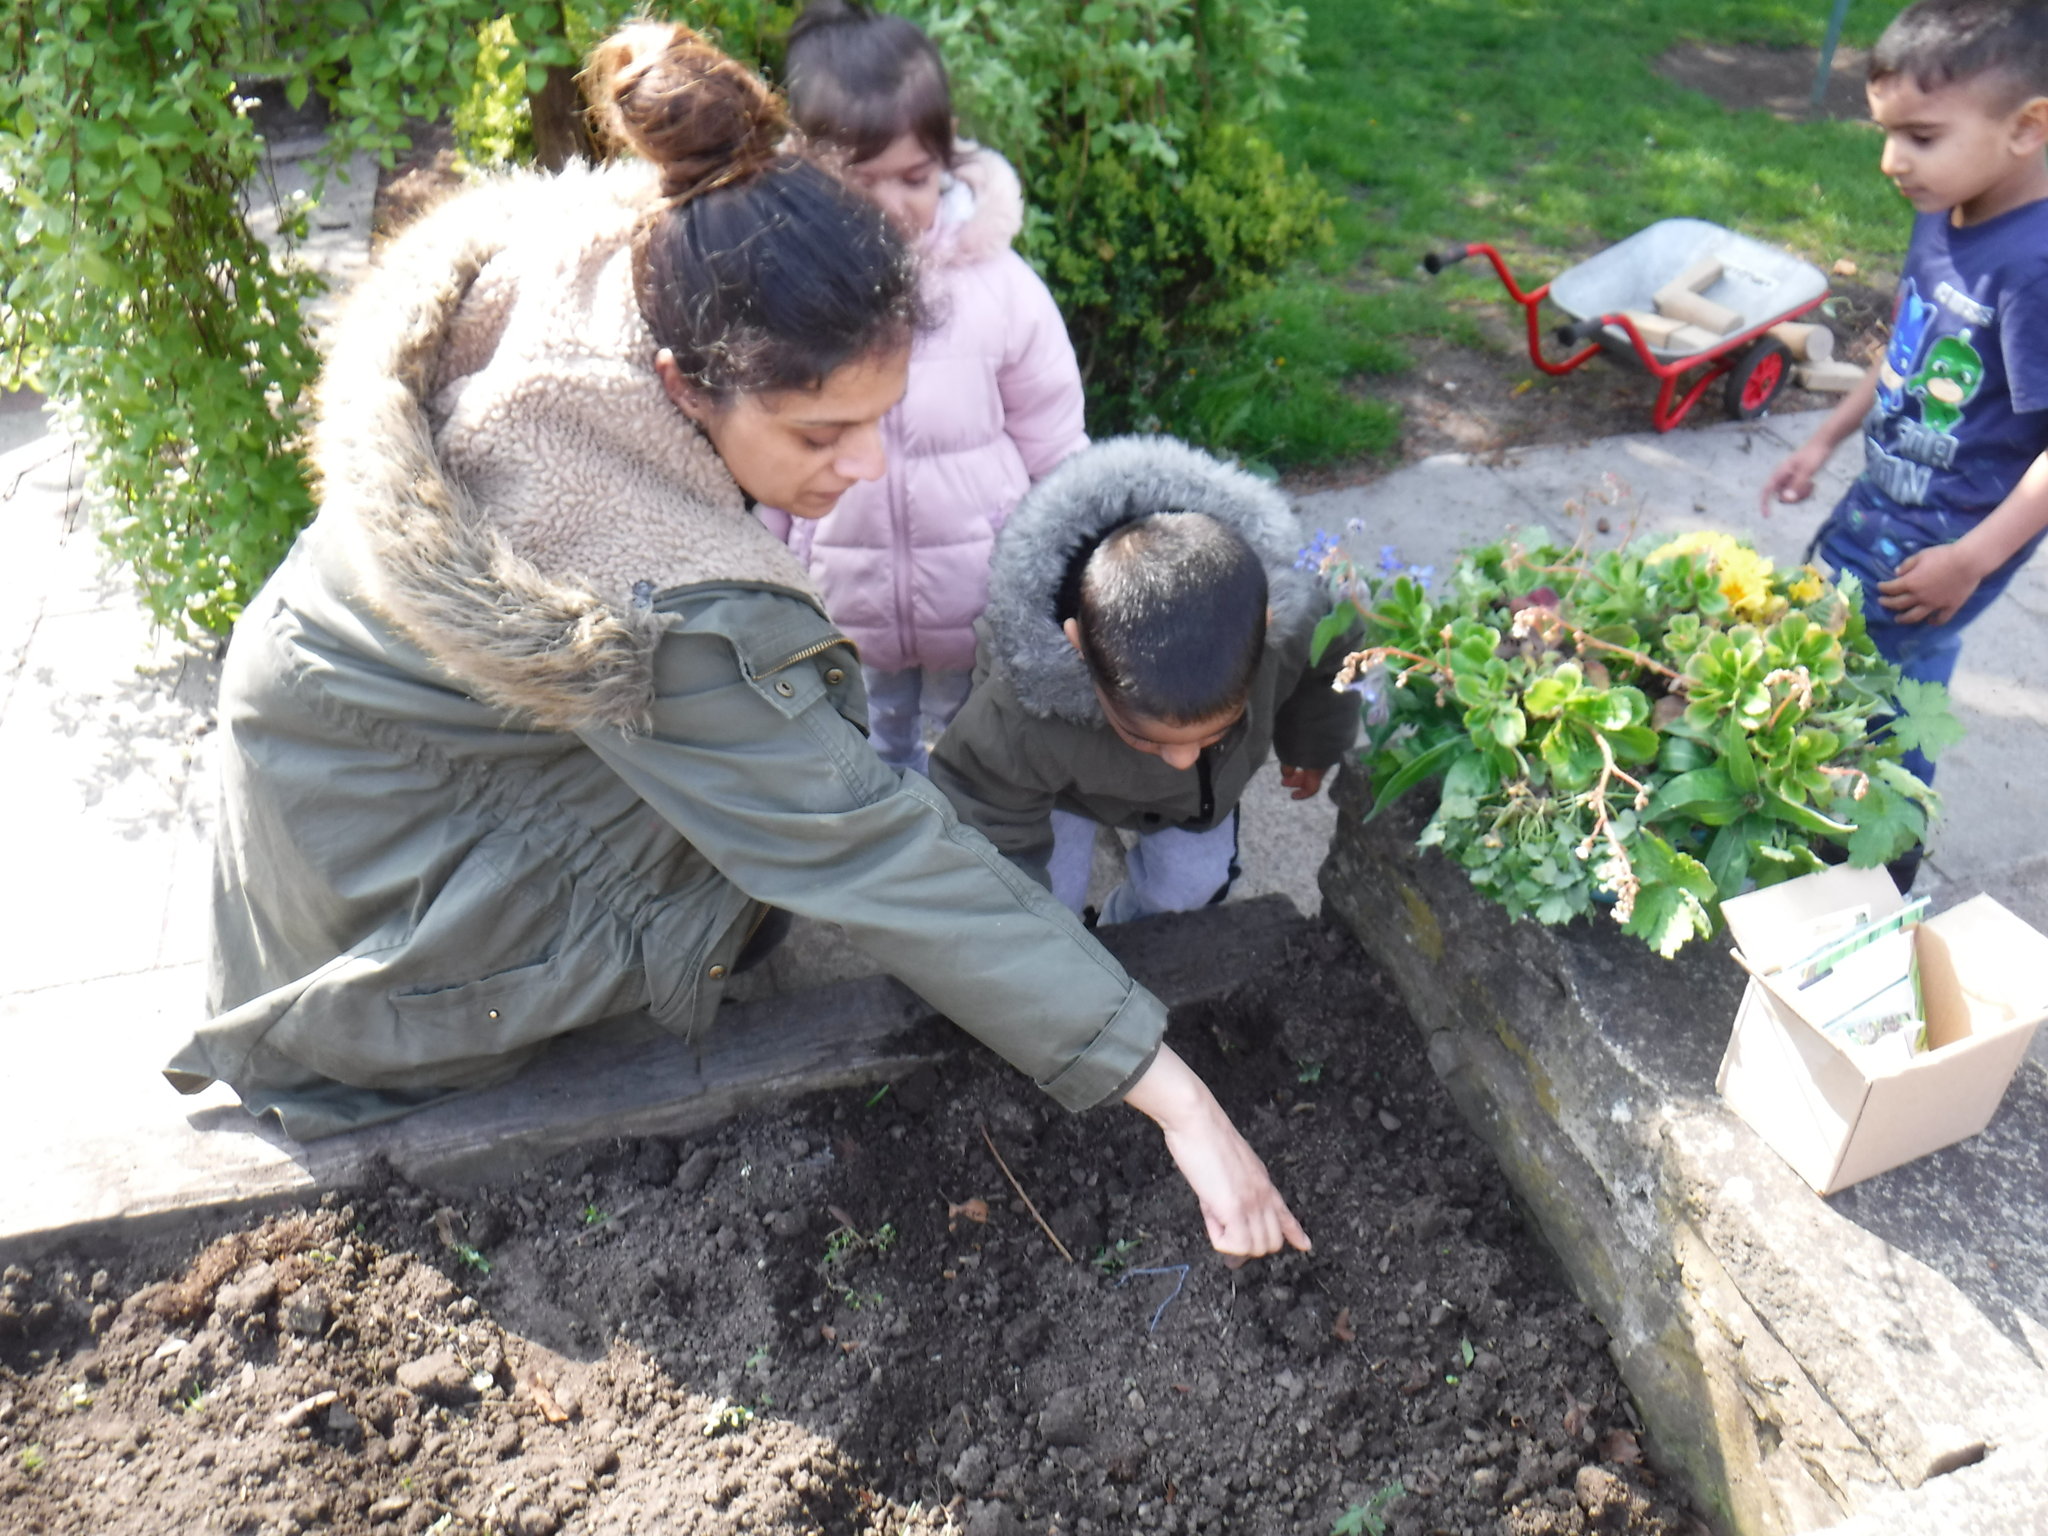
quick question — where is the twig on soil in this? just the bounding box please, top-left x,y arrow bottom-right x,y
978,1125 -> 1073,1264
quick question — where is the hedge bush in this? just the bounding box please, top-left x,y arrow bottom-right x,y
3,0 -> 1328,635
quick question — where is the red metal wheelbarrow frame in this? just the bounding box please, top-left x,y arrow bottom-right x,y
1425,241 -> 1828,432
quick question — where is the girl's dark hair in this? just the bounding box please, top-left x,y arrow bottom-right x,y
584,21 -> 923,400
1074,514 -> 1269,727
1870,0 -> 2048,104
784,0 -> 957,169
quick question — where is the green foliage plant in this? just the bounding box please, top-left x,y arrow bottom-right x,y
5,0 -> 1328,630
0,0 -> 549,634
1331,1479 -> 1407,1536
2,2 -> 325,634
1309,487 -> 1956,958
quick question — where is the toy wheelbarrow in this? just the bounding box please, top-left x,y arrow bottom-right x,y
1424,217 -> 1830,431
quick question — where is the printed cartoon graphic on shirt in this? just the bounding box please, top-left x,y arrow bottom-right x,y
1875,279 -> 1936,413
1862,276 -> 1996,507
1906,334 -> 1985,432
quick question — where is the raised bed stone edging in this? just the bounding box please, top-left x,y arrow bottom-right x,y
1316,768 -> 2048,1535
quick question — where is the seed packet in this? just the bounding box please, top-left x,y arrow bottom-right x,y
1769,896 -> 1931,1061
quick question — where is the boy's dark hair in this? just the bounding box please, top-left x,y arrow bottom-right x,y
588,21 -> 924,400
1073,513 -> 1269,727
785,0 -> 957,170
1870,0 -> 2048,105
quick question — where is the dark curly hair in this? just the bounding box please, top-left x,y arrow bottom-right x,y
583,21 -> 925,400
1871,0 -> 2048,105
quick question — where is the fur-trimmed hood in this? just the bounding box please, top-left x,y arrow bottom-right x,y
310,160 -> 819,734
924,143 -> 1025,270
981,436 -> 1318,724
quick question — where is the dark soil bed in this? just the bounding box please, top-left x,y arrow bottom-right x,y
0,923 -> 1705,1536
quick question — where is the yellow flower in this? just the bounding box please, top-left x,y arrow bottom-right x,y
1787,564 -> 1827,604
1648,530 -> 1778,619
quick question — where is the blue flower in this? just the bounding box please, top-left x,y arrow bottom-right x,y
1346,517 -> 1366,534
1377,544 -> 1405,574
1295,529 -> 1340,572
1405,563 -> 1436,591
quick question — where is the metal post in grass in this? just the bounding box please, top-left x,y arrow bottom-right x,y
1811,0 -> 1856,113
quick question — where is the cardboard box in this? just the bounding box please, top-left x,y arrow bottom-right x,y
1717,867 -> 2048,1194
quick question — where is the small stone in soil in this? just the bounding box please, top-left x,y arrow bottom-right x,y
951,1444 -> 993,1496
282,1290 -> 330,1335
674,1147 -> 719,1193
394,1351 -> 474,1402
1039,1386 -> 1093,1448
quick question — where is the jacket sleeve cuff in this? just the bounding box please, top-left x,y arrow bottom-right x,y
1035,983 -> 1167,1111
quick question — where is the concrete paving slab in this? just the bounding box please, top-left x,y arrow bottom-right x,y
0,385 -> 56,458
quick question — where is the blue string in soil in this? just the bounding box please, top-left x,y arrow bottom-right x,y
1115,1264 -> 1191,1333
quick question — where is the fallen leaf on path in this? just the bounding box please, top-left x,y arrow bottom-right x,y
1601,1428 -> 1642,1464
1562,1386 -> 1588,1439
526,1375 -> 570,1425
946,1198 -> 989,1228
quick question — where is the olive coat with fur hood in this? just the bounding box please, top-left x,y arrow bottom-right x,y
927,437 -> 1360,884
163,162 -> 1164,1140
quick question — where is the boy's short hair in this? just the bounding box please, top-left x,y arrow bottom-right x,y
1072,513 -> 1268,727
785,0 -> 957,169
1870,0 -> 2048,105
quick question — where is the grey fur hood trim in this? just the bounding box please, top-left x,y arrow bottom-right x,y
310,161 -> 817,735
982,435 -> 1317,724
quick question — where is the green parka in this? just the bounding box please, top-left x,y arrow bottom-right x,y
163,163 -> 1163,1139
928,437 -> 1360,883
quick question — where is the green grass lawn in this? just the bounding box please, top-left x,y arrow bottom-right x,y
1212,0 -> 1911,470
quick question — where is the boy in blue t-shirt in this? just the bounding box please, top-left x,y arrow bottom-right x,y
1762,1 -> 2048,802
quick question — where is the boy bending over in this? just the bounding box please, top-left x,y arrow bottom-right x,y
1763,0 -> 2048,816
930,436 -> 1358,923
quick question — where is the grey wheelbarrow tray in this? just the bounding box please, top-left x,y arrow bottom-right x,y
1425,217 -> 1831,430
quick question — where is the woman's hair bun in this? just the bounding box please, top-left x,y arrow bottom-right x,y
584,22 -> 788,203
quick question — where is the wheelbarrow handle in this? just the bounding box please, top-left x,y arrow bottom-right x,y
1421,244 -> 1475,275
1554,316 -> 1610,347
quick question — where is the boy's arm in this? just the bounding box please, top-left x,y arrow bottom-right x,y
1760,362 -> 1880,516
927,691 -> 1064,886
1880,449 -> 2048,624
1271,633 -> 1365,801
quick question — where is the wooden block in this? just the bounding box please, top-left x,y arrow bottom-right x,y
1668,256 -> 1725,294
1664,323 -> 1725,354
1796,360 -> 1866,393
1617,310 -> 1687,347
1769,322 -> 1835,363
1655,283 -> 1743,335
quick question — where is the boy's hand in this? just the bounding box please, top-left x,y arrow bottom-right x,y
1879,543 -> 1986,625
1122,1044 -> 1312,1261
1760,439 -> 1832,517
1277,764 -> 1325,800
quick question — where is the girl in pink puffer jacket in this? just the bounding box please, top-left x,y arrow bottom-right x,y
762,0 -> 1088,773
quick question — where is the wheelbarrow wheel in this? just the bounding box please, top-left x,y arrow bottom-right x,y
1725,337 -> 1792,421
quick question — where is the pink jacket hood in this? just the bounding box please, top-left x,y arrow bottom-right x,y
766,145 -> 1087,673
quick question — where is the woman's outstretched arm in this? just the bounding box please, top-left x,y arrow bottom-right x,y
1121,1043 -> 1312,1259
